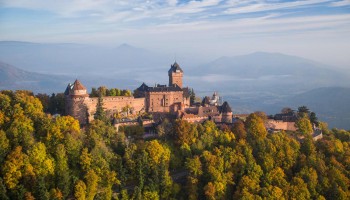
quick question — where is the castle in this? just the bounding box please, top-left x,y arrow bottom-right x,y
65,62 -> 233,125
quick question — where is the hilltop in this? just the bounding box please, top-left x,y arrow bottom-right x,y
0,61 -> 71,93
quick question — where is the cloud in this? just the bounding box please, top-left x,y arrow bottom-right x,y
331,0 -> 350,6
224,0 -> 332,14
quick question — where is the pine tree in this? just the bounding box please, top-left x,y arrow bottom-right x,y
190,88 -> 196,105
94,94 -> 108,123
0,178 -> 9,200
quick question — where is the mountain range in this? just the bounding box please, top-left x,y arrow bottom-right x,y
0,41 -> 349,129
0,61 -> 71,93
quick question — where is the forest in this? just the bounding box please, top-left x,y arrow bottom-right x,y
0,90 -> 350,200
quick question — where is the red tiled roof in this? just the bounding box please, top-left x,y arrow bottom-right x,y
72,79 -> 86,91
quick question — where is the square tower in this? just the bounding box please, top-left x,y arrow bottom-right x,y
168,62 -> 183,88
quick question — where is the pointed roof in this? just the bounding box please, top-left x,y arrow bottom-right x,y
221,101 -> 232,113
136,82 -> 149,92
64,83 -> 72,95
168,61 -> 183,73
72,79 -> 86,91
202,96 -> 211,105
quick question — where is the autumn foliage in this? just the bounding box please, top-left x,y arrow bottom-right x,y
0,90 -> 349,199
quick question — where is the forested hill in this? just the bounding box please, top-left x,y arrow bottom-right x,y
0,90 -> 350,199
0,61 -> 71,93
281,87 -> 350,130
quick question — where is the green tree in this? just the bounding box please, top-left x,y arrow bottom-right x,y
288,177 -> 311,200
0,130 -> 10,165
6,104 -> 35,151
90,88 -> 99,97
232,120 -> 247,140
2,146 -> 27,189
85,170 -> 99,200
245,113 -> 268,141
189,88 -> 196,105
0,178 -> 9,200
98,86 -> 107,97
74,180 -> 87,200
94,95 -> 108,123
28,142 -> 55,177
35,93 -> 50,113
34,176 -> 49,200
296,116 -> 313,135
298,106 -> 310,117
54,144 -> 70,198
310,112 -> 318,126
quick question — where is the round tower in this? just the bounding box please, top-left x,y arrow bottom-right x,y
65,79 -> 89,125
221,101 -> 233,124
168,62 -> 183,88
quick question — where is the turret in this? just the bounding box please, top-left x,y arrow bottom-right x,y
221,101 -> 233,123
168,62 -> 183,88
65,79 -> 89,125
68,79 -> 88,97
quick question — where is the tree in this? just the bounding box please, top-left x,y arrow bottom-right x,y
54,144 -> 70,198
245,113 -> 268,141
28,142 -> 55,177
232,120 -> 247,140
98,86 -> 107,97
34,176 -> 49,200
74,180 -> 87,200
143,190 -> 159,200
0,130 -> 10,165
85,170 -> 99,200
145,140 -> 171,169
48,93 -> 65,115
94,94 -> 108,123
189,88 -> 196,105
2,146 -> 27,189
310,112 -> 318,126
281,107 -> 293,114
35,93 -> 50,113
90,88 -> 98,97
156,118 -> 174,139
6,104 -> 35,151
0,178 -> 9,200
298,106 -> 310,117
296,116 -> 313,135
80,148 -> 92,172
288,177 -> 311,200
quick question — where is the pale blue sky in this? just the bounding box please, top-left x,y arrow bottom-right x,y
1,0 -> 350,67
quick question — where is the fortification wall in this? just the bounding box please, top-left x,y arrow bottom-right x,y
84,96 -> 145,120
66,95 -> 145,124
183,116 -> 208,124
266,120 -> 296,131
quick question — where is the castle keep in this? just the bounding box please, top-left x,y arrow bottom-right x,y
65,62 -> 233,125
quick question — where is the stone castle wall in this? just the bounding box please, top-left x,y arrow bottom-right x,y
266,120 -> 297,131
146,91 -> 183,113
66,95 -> 145,125
85,96 -> 145,122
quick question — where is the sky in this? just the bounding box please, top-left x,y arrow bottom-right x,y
1,0 -> 350,68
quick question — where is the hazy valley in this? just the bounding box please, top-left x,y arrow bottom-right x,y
1,41 -> 349,129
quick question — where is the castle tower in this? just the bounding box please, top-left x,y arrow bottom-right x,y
168,62 -> 183,88
65,79 -> 89,125
221,101 -> 233,123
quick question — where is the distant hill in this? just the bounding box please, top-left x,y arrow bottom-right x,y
280,87 -> 350,130
226,87 -> 350,130
188,52 -> 349,94
0,41 -> 171,77
0,61 -> 71,93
